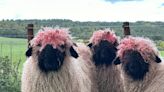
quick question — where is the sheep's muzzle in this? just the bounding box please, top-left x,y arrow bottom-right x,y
38,44 -> 65,73
122,50 -> 149,80
92,40 -> 117,66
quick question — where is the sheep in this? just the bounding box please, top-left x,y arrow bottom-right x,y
114,36 -> 163,92
21,28 -> 92,92
88,29 -> 125,92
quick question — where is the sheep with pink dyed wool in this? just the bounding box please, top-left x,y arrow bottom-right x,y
114,36 -> 163,92
88,29 -> 125,92
21,28 -> 92,92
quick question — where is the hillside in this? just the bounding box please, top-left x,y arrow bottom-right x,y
0,19 -> 164,41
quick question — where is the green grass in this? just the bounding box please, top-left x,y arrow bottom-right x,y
160,51 -> 164,57
0,37 -> 27,72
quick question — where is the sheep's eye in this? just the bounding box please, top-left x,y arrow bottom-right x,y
60,45 -> 65,49
37,44 -> 41,47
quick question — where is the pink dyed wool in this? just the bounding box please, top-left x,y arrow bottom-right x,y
32,28 -> 72,50
117,36 -> 158,61
90,29 -> 117,45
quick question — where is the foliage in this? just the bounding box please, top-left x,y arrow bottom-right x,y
159,41 -> 164,50
0,56 -> 21,92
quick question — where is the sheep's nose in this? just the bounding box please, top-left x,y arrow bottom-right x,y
38,44 -> 65,72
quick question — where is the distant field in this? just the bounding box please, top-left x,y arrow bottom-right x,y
0,37 -> 27,72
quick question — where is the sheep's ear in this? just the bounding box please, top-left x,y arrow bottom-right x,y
87,43 -> 93,48
73,42 -> 77,47
25,47 -> 32,57
70,46 -> 79,58
113,57 -> 121,65
155,55 -> 161,63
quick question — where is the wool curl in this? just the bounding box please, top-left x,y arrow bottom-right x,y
117,36 -> 159,62
89,29 -> 118,46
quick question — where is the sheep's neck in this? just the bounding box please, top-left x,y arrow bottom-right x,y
96,65 -> 125,92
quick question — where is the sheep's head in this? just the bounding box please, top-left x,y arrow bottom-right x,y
88,29 -> 119,66
25,28 -> 78,73
114,36 -> 161,80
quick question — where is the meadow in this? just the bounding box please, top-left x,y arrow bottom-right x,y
0,37 -> 27,72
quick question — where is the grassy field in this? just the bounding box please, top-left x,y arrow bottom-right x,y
0,37 -> 27,72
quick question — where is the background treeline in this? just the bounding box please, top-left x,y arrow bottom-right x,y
0,19 -> 164,41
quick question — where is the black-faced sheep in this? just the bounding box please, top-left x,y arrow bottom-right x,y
21,28 -> 92,92
114,36 -> 163,92
88,29 -> 125,92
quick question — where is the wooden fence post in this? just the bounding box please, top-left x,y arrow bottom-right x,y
122,22 -> 130,37
27,24 -> 34,48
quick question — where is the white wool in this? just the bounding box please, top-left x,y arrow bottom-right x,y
96,65 -> 125,92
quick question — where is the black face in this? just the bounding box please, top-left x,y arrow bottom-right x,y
38,44 -> 66,73
25,44 -> 79,73
91,40 -> 117,66
122,50 -> 149,80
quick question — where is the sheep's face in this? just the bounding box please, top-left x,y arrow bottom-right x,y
121,50 -> 149,80
26,44 -> 78,73
88,40 -> 117,66
26,44 -> 66,72
25,28 -> 79,73
114,36 -> 162,80
114,50 -> 162,80
38,44 -> 66,72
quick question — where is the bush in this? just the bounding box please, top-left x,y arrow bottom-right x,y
0,56 -> 21,92
156,41 -> 164,51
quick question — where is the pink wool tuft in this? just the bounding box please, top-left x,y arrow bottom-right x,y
117,36 -> 158,61
90,29 -> 118,45
32,28 -> 72,50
